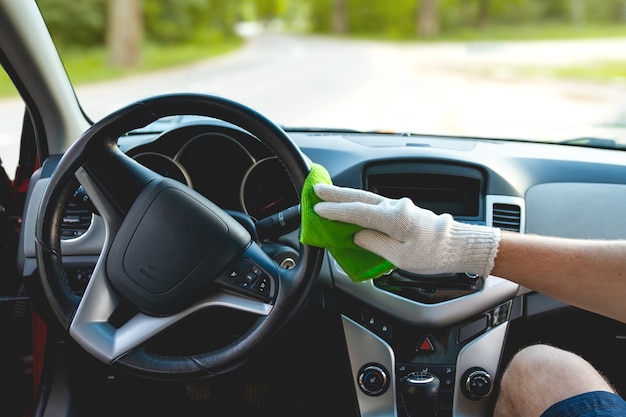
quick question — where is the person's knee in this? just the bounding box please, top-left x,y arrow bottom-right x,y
495,344 -> 615,417
504,344 -> 613,392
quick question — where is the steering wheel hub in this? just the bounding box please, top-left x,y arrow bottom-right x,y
107,177 -> 251,316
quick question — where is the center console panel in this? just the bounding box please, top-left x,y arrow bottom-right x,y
338,290 -> 516,417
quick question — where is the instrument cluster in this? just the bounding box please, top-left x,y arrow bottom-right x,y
123,121 -> 300,221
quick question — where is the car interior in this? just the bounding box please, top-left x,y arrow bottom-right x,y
2,1 -> 626,417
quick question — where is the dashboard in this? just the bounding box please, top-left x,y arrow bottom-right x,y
23,116 -> 626,417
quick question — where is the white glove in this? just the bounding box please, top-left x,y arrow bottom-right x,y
314,184 -> 501,277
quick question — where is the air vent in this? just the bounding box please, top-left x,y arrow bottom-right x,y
492,203 -> 521,232
61,187 -> 94,240
61,203 -> 92,240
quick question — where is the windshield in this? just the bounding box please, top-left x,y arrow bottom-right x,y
36,1 -> 626,145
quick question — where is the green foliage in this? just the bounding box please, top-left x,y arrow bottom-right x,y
37,0 -> 107,47
144,0 -> 211,44
346,0 -> 417,39
586,0 -> 626,22
255,0 -> 287,21
144,0 -> 248,44
38,0 -> 247,48
36,0 -> 626,48
306,0 -> 333,32
302,0 -> 626,39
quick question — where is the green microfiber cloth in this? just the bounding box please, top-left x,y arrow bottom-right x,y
299,163 -> 395,282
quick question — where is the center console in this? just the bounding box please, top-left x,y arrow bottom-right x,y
328,163 -> 524,417
337,281 -> 516,417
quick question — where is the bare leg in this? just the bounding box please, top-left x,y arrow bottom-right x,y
493,344 -> 616,417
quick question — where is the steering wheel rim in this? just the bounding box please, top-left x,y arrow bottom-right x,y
35,93 -> 324,380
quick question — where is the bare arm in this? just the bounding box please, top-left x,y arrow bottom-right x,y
492,231 -> 626,323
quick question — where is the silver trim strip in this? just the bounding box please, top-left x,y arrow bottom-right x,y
486,195 -> 526,233
23,178 -> 106,259
334,264 -> 518,327
455,322 -> 509,417
342,315 -> 397,417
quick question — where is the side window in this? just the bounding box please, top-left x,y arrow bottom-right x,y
0,66 -> 25,295
0,66 -> 22,182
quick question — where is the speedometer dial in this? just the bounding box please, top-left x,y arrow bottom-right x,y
241,157 -> 299,220
132,152 -> 191,186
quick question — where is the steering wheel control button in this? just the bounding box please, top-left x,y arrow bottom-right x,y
243,270 -> 258,285
219,258 -> 274,300
462,367 -> 493,400
357,364 -> 389,396
257,276 -> 270,294
224,260 -> 251,283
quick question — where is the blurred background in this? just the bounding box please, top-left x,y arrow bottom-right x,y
30,0 -> 626,71
1,0 -> 626,177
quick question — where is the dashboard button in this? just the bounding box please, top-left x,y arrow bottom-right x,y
416,336 -> 435,353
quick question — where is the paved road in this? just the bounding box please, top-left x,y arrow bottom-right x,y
1,34 -> 625,176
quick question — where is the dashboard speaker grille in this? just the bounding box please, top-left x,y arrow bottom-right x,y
492,203 -> 521,232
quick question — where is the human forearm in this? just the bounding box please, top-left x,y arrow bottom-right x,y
492,232 -> 626,323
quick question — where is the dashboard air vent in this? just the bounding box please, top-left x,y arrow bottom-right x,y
61,203 -> 92,240
61,187 -> 94,240
492,203 -> 521,232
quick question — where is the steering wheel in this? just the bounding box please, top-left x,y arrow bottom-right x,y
35,93 -> 324,380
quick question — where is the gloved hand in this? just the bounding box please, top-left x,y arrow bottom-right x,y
314,184 -> 501,278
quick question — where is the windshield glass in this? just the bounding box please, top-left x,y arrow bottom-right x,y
40,0 -> 626,145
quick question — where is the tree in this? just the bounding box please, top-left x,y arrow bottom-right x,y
332,0 -> 348,34
475,0 -> 490,27
107,0 -> 143,68
570,0 -> 586,26
417,0 -> 439,38
37,0 -> 107,47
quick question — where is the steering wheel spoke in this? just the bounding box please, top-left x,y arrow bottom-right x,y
77,149 -> 162,220
75,166 -> 124,239
71,260 -> 273,364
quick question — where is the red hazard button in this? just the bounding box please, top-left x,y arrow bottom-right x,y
416,336 -> 435,353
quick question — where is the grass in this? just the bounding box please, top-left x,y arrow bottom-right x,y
438,24 -> 626,84
374,23 -> 626,84
467,59 -> 626,85
551,61 -> 626,83
0,74 -> 18,98
64,39 -> 244,84
437,22 -> 626,42
0,37 -> 244,98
